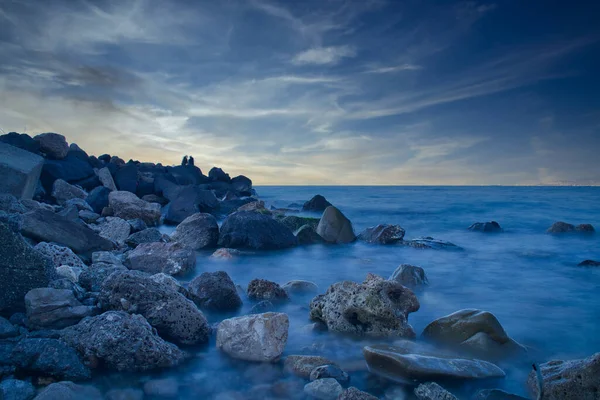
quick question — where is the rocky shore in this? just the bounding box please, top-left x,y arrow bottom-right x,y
0,132 -> 598,399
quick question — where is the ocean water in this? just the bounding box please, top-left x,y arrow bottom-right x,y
151,186 -> 600,399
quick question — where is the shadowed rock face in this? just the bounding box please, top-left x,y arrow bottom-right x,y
187,271 -> 242,312
171,212 -> 219,250
218,211 -> 297,250
0,142 -> 44,199
358,224 -> 405,244
316,206 -> 355,244
302,195 -> 332,212
25,288 -> 93,329
468,221 -> 503,233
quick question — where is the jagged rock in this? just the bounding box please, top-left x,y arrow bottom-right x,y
127,218 -> 148,233
55,265 -> 83,283
217,312 -> 289,362
0,193 -> 27,214
99,270 -> 209,345
65,198 -> 93,212
51,179 -> 87,206
310,274 -> 419,337
40,152 -> 95,192
126,242 -> 195,276
389,264 -> 429,288
86,186 -> 110,214
0,223 -> 56,313
0,142 -> 44,199
108,191 -> 160,226
125,228 -> 165,248
25,288 -> 93,329
34,242 -> 86,269
78,254 -> 127,292
164,186 -> 219,224
34,381 -> 103,400
92,216 -> 131,245
150,273 -> 187,295
231,175 -> 252,195
79,210 -> 100,223
296,225 -> 326,244
171,213 -> 219,250
282,280 -> 319,296
547,221 -> 595,234
236,200 -> 271,214
218,198 -> 257,215
527,352 -> 600,400
248,279 -> 289,302
358,224 -> 405,244
48,279 -> 87,302
105,388 -> 145,400
142,194 -> 168,206
422,309 -> 525,360
302,195 -> 332,212
61,311 -> 185,371
218,211 -> 297,250
98,167 -> 117,191
187,271 -> 242,312
209,167 -> 231,182
316,206 -> 355,244
304,378 -> 343,400
11,338 -> 91,380
0,378 -> 36,400
472,389 -> 529,399
310,365 -> 350,384
0,131 -> 40,154
414,382 -> 458,400
337,387 -> 378,400
285,355 -> 337,379
468,221 -> 503,233
34,133 -> 69,159
578,260 -> 600,267
401,237 -> 462,250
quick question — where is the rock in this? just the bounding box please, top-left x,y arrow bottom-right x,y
142,194 -> 168,206
547,221 -> 595,234
11,338 -> 91,380
48,279 -> 87,301
279,215 -> 320,231
97,167 -> 117,191
105,388 -> 145,400
34,242 -> 86,269
218,211 -> 297,250
143,378 -> 179,398
468,221 -> 503,233
231,175 -> 253,195
78,210 -> 100,223
578,259 -> 600,267
358,224 -> 405,244
92,216 -> 131,245
389,264 -> 429,288
25,288 -> 93,329
209,167 -> 231,182
33,381 -> 103,400
65,198 -> 93,212
250,300 -> 275,314
108,191 -> 161,226
236,200 -> 271,215
164,186 -> 219,224
0,131 -> 40,154
78,256 -> 127,292
282,280 -> 319,296
114,164 -> 138,193
316,206 -> 355,244
40,153 -> 95,192
310,365 -> 350,384
21,209 -> 114,255
302,195 -> 332,212
126,242 -> 195,276
414,382 -> 458,400
57,204 -> 80,221
127,218 -> 148,233
296,225 -> 326,245
0,316 -> 19,338
171,213 -> 219,250
363,344 -> 505,383
217,312 -> 289,362
422,309 -> 525,360
125,227 -> 165,248
304,378 -> 343,400
310,274 -> 419,337
248,279 -> 289,302
211,248 -> 243,259
188,271 -> 242,312
85,186 -> 110,214
150,273 -> 186,295
401,237 -> 462,250
0,378 -> 36,400
0,223 -> 56,314
337,387 -> 378,400
472,389 -> 529,399
55,265 -> 83,283
61,311 -> 185,371
99,270 -> 209,345
285,355 -> 337,379
34,133 -> 69,159
0,142 -> 44,199
51,179 -> 87,206
218,198 -> 257,215
0,193 -> 27,214
527,352 -> 600,400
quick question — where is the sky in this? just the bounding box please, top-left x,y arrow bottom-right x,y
1,0 -> 599,185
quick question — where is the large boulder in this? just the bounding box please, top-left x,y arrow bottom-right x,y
231,175 -> 252,195
99,270 -> 210,345
78,252 -> 127,292
547,221 -> 595,234
25,288 -> 93,329
389,264 -> 429,289
51,179 -> 87,206
218,211 -> 297,250
125,228 -> 166,248
0,132 -> 40,154
20,208 -> 114,255
0,378 -> 36,400
0,222 -> 56,314
126,242 -> 196,276
86,186 -> 110,214
248,279 -> 289,302
358,224 -> 405,244
171,213 -> 219,250
108,191 -> 161,226
302,195 -> 332,212
310,274 -> 419,337
304,378 -> 343,400
164,186 -> 219,224
316,206 -> 355,244
278,215 -> 320,232
209,167 -> 231,182
61,311 -> 185,372
40,153 -> 95,192
34,242 -> 86,269
296,225 -> 325,245
92,216 -> 131,245
114,164 -> 138,193
97,167 -> 117,191
0,142 -> 44,199
187,271 -> 242,312
468,221 -> 503,233
168,165 -> 206,185
34,382 -> 103,400
216,312 -> 289,362
34,133 -> 69,159
421,309 -> 525,360
284,355 -> 337,378
527,353 -> 600,400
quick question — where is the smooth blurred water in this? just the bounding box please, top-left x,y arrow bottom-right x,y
153,186 -> 600,398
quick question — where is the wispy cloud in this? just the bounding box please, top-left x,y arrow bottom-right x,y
291,46 -> 357,65
365,64 -> 423,74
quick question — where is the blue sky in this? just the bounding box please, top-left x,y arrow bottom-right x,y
1,0 -> 599,184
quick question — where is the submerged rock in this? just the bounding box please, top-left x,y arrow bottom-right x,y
217,312 -> 289,362
472,389 -> 529,399
310,364 -> 350,384
389,264 -> 429,288
295,224 -> 326,245
337,387 -> 378,400
414,382 -> 458,400
358,224 -> 405,244
248,279 -> 289,302
309,274 -> 419,337
547,221 -> 595,234
108,191 -> 161,226
250,300 -> 275,314
25,288 -> 93,329
218,211 -> 297,250
211,248 -> 243,259
143,378 -> 179,398
0,379 -> 36,400
126,241 -> 196,276
282,280 -> 319,296
468,221 -> 503,233
302,195 -> 332,212
285,355 -> 336,379
316,206 -> 355,244
34,381 -> 103,400
578,259 -> 600,267
401,237 -> 462,250
188,271 -> 242,312
304,378 -> 343,400
171,212 -> 219,250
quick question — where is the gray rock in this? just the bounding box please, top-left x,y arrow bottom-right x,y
279,215 -> 320,232
21,208 -> 114,255
78,255 -> 127,292
99,270 -> 210,345
34,132 -> 69,159
171,212 -> 219,250
547,221 -> 595,234
389,264 -> 429,288
0,223 -> 56,314
0,316 -> 19,338
34,242 -> 86,269
231,175 -> 252,194
143,378 -> 179,398
527,352 -> 600,400
105,388 -> 144,400
150,272 -> 187,294
188,271 -> 242,312
108,191 -> 161,226
236,200 -> 271,214
216,312 -> 289,362
65,198 -> 93,212
304,378 -> 343,400
0,193 -> 27,214
358,224 -> 405,244
52,179 -> 87,206
310,365 -> 350,384
317,206 -> 355,244
98,167 -> 117,191
61,311 -> 185,371
25,288 -> 93,329
86,186 -> 110,214
401,237 -> 462,250
414,382 -> 458,400
33,381 -> 103,400
296,225 -> 326,245
0,142 -> 44,199
125,227 -> 165,248
363,344 -> 505,383
211,248 -> 243,259
0,379 -> 36,400
218,211 -> 297,250
57,204 -> 80,221
164,186 -> 219,224
248,279 -> 289,302
11,338 -> 91,380
126,241 -> 196,276
468,221 -> 503,233
284,355 -> 337,379
92,216 -> 131,245
472,389 -> 529,399
337,387 -> 378,400
78,210 -> 100,223
310,273 -> 419,337
282,280 -> 319,296
55,265 -> 83,283
302,195 -> 332,212
127,218 -> 148,233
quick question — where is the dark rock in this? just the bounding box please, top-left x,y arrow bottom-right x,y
296,225 -> 325,244
78,254 -> 127,292
401,237 -> 463,250
468,221 -> 503,233
40,153 -> 95,192
33,381 -> 103,400
0,378 -> 36,400
168,165 -> 206,185
79,210 -> 100,223
0,316 -> 19,339
0,194 -> 27,214
337,387 -> 378,400
171,213 -> 219,250
0,211 -> 23,232
209,167 -> 231,182
65,198 -> 93,212
578,259 -> 600,267
72,174 -> 101,192
114,164 -> 138,193
414,382 -> 458,400
389,264 -> 429,288
218,211 -> 297,250
141,194 -> 168,206
279,215 -> 320,232
188,271 -> 242,312
236,200 -> 271,214
86,186 -> 110,214
48,279 -> 87,301
472,389 -> 529,400
165,186 -> 219,224
126,241 -> 195,276
310,364 -> 350,384
108,191 -> 161,226
302,195 -> 332,212
358,224 -> 405,244
0,142 -> 44,199
230,175 -> 252,195
127,218 -> 147,233
218,198 -> 257,215
125,228 -> 165,248
57,204 -> 80,221
0,132 -> 40,154
34,242 -> 86,269
25,288 -> 93,330
547,221 -> 595,234
135,174 -> 155,198
304,378 -> 343,400
285,355 -> 337,378
34,133 -> 69,159
317,206 -> 355,244
248,279 -> 289,302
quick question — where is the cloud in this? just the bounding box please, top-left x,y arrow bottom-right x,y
291,46 -> 357,65
365,64 -> 423,74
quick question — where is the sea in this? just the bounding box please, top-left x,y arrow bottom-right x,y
149,186 -> 600,399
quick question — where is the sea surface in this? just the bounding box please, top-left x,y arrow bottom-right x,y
151,186 -> 600,399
